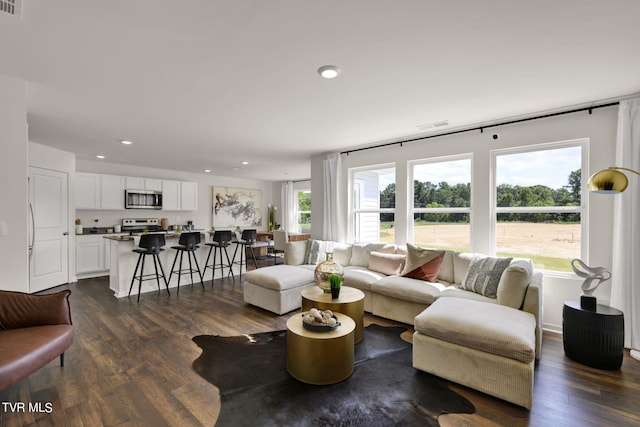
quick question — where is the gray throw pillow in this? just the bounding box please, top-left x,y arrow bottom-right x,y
306,239 -> 328,265
462,256 -> 513,298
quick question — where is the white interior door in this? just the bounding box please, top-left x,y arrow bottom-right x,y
29,167 -> 69,293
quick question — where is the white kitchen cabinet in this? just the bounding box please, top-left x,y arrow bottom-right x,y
76,172 -> 101,209
144,178 -> 162,191
125,176 -> 145,190
161,180 -> 181,210
77,172 -> 196,212
180,181 -> 198,211
161,180 -> 197,211
76,234 -> 110,277
100,174 -> 125,210
76,173 -> 124,210
126,176 -> 162,191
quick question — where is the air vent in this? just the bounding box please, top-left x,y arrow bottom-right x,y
0,0 -> 22,18
416,120 -> 451,131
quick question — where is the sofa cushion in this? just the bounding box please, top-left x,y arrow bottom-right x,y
497,259 -> 533,309
414,297 -> 536,364
371,276 -> 446,305
461,255 -> 513,298
368,251 -> 406,276
0,325 -> 74,391
343,266 -> 387,292
437,251 -> 455,284
452,252 -> 476,285
332,243 -> 353,267
0,290 -> 72,329
401,244 -> 445,282
285,240 -> 308,266
439,286 -> 498,304
350,243 -> 396,267
244,265 -> 314,291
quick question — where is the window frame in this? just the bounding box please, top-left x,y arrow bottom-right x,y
408,154 -> 473,250
490,139 -> 588,274
349,163 -> 396,243
295,188 -> 311,233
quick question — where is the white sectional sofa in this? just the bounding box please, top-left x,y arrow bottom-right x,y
243,238 -> 543,408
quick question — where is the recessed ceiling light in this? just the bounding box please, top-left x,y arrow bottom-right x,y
204,169 -> 211,173
120,140 -> 133,145
318,65 -> 341,79
241,161 -> 249,165
96,155 -> 105,159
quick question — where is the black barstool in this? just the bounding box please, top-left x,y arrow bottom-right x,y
168,232 -> 204,293
129,233 -> 169,302
203,230 -> 235,284
231,229 -> 259,279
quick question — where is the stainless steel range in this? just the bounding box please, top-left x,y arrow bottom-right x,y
121,218 -> 161,233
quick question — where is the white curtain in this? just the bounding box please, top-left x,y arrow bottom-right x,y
322,153 -> 344,241
611,98 -> 640,360
281,181 -> 297,232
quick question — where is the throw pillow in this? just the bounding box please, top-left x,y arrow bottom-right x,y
306,239 -> 328,265
401,243 -> 445,282
462,256 -> 513,298
497,259 -> 533,309
368,251 -> 406,276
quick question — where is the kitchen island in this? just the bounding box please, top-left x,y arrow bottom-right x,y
105,233 -> 240,298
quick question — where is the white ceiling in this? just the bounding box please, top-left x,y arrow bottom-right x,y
1,1 -> 639,181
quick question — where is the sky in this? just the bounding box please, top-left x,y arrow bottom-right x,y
495,146 -> 581,189
377,146 -> 582,190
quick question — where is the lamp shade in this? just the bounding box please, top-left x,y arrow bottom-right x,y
588,168 -> 629,193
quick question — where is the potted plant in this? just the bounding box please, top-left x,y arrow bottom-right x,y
329,273 -> 342,299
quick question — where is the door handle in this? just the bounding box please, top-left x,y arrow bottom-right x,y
63,232 -> 69,236
29,203 -> 35,259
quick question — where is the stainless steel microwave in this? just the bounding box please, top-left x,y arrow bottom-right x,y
125,189 -> 163,210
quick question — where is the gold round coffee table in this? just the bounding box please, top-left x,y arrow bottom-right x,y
301,286 -> 365,343
286,312 -> 355,385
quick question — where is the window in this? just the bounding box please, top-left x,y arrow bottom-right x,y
410,156 -> 472,251
493,142 -> 585,272
352,165 -> 395,243
296,190 -> 311,233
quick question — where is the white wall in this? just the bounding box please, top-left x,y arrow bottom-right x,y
76,159 -> 275,232
0,75 -> 29,292
312,106 -> 619,332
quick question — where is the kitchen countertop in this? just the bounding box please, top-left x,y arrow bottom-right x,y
103,231 -> 206,241
79,227 -> 122,235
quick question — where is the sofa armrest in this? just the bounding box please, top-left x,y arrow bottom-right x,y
284,240 -> 308,265
522,271 -> 543,359
0,290 -> 72,329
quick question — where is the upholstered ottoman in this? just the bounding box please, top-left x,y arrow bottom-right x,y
412,297 -> 537,409
243,265 -> 315,315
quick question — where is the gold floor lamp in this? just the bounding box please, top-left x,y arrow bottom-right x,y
588,165 -> 640,361
588,166 -> 640,193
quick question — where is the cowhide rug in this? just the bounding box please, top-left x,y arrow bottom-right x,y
192,324 -> 474,426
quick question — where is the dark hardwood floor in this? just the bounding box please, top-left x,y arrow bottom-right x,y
1,258 -> 639,426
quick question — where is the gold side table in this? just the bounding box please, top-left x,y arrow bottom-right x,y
301,286 -> 365,343
286,312 -> 355,385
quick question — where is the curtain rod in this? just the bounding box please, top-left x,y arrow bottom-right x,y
340,101 -> 620,156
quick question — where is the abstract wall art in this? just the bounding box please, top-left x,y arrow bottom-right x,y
212,186 -> 263,228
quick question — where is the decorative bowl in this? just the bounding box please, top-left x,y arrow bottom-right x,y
302,314 -> 340,332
